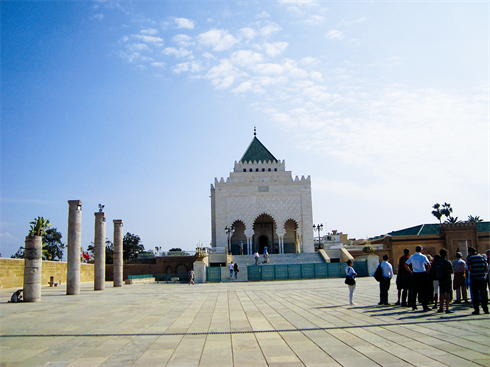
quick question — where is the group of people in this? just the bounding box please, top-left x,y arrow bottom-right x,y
346,246 -> 489,315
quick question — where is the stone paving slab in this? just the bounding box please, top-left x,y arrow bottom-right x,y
0,278 -> 489,366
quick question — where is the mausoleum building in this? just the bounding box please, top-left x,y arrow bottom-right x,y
211,134 -> 314,254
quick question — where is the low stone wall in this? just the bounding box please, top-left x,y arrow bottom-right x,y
0,258 -> 94,289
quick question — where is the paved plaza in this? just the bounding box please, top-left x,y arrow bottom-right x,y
1,278 -> 489,367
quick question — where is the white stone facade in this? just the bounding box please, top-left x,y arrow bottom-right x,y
211,139 -> 314,254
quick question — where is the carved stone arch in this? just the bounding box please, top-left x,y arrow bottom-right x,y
229,220 -> 247,255
253,213 -> 277,254
284,218 -> 299,253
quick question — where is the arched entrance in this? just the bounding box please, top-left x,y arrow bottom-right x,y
258,235 -> 269,254
230,220 -> 246,255
284,219 -> 299,253
253,214 -> 276,254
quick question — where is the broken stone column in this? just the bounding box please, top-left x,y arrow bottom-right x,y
113,219 -> 124,287
23,236 -> 43,302
94,211 -> 106,291
67,200 -> 82,295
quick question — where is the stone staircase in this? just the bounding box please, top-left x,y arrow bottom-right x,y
220,253 -> 325,282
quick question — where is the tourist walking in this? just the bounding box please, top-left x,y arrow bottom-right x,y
379,255 -> 393,305
229,262 -> 234,278
405,246 -> 431,311
254,251 -> 260,265
234,262 -> 239,279
466,247 -> 489,315
435,249 -> 454,313
188,269 -> 195,285
345,259 -> 357,305
395,248 -> 411,307
452,252 -> 468,303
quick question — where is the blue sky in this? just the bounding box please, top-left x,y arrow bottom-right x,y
1,0 -> 488,257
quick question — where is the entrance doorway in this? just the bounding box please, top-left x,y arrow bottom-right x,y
258,235 -> 269,254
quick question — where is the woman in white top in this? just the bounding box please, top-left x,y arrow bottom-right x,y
346,259 -> 357,305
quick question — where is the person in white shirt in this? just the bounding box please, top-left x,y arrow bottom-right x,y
229,262 -> 234,278
379,255 -> 393,305
405,246 -> 431,311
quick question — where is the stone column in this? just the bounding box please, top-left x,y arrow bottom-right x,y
94,211 -> 106,291
113,219 -> 124,287
23,236 -> 42,302
67,200 -> 82,295
194,261 -> 207,284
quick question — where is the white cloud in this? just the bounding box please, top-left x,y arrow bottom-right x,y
140,28 -> 159,35
288,67 -> 309,78
175,17 -> 195,29
231,50 -> 264,67
263,42 -> 288,57
129,43 -> 151,52
301,57 -> 319,66
151,62 -> 166,68
205,60 -> 247,89
202,52 -> 216,59
163,47 -> 193,58
133,34 -> 164,45
197,29 -> 238,51
260,23 -> 281,36
91,13 -> 104,21
251,63 -> 285,75
173,34 -> 194,47
172,61 -> 202,73
257,11 -> 270,18
238,27 -> 257,40
338,17 -> 367,26
326,30 -> 344,40
232,81 -> 253,93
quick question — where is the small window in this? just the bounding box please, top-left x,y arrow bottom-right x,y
249,169 -> 253,172
268,168 -> 271,171
274,168 -> 277,171
243,169 -> 246,172
256,168 -> 259,172
262,168 -> 265,172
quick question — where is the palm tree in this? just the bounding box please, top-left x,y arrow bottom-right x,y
467,215 -> 483,223
431,203 -> 443,224
28,216 -> 51,237
441,203 -> 453,221
444,216 -> 461,224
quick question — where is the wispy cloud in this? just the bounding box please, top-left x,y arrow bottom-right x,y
198,29 -> 238,51
175,17 -> 195,29
325,30 -> 344,40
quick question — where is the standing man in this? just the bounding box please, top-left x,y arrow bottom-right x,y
395,248 -> 411,307
452,252 -> 468,303
436,249 -> 454,313
379,255 -> 393,305
188,269 -> 195,285
405,246 -> 431,312
229,262 -> 234,278
466,247 -> 489,315
239,241 -> 244,255
254,251 -> 260,265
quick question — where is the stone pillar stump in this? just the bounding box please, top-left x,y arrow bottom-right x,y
113,219 -> 124,287
94,211 -> 106,291
67,200 -> 82,295
193,261 -> 207,283
23,236 -> 42,302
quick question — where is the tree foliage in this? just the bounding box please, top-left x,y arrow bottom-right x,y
42,228 -> 65,260
87,239 -> 114,264
29,216 -> 51,237
467,215 -> 483,223
432,202 -> 454,224
123,233 -> 145,262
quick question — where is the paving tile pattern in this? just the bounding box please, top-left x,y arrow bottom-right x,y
0,278 -> 489,366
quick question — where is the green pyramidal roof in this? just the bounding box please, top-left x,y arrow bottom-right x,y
240,137 -> 277,163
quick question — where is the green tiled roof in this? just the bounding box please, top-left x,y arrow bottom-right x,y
240,137 -> 277,163
388,222 -> 490,237
388,224 -> 441,237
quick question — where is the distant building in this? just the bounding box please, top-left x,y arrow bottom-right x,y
210,133 -> 314,254
348,222 -> 490,269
